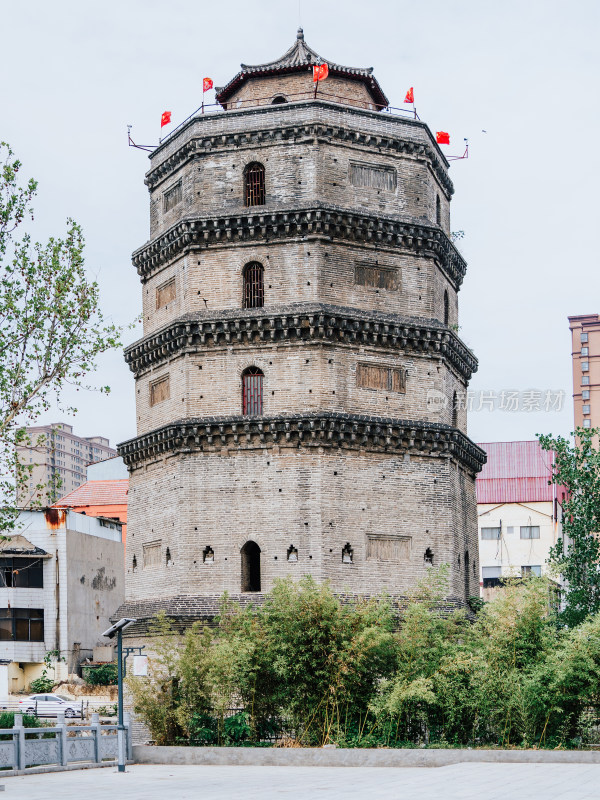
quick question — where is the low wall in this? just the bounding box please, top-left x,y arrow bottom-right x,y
133,745 -> 600,768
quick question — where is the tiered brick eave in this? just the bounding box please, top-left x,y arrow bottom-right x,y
124,303 -> 477,382
132,205 -> 466,289
148,100 -> 452,193
118,411 -> 486,475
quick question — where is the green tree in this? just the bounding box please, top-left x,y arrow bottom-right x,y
0,142 -> 121,527
538,427 -> 600,626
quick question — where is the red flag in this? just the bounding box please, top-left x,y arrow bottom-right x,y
161,111 -> 172,128
404,87 -> 414,104
313,63 -> 329,82
203,77 -> 213,92
436,131 -> 450,145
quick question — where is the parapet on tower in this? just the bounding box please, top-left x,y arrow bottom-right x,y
117,30 -> 486,630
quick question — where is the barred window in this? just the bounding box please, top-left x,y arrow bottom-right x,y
444,290 -> 449,325
242,367 -> 263,415
244,162 -> 265,207
436,194 -> 441,225
243,262 -> 264,308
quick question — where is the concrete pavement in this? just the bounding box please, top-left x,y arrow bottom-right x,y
6,762 -> 600,800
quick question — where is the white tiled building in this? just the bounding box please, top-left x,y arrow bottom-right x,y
476,441 -> 566,600
0,509 -> 124,696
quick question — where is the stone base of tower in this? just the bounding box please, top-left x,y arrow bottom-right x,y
120,414 -> 484,614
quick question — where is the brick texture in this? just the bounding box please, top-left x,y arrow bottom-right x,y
117,63 -> 484,624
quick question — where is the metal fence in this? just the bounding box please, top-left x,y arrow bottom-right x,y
0,713 -> 131,772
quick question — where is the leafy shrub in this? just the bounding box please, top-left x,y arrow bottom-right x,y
82,663 -> 118,686
29,677 -> 54,693
127,572 -> 600,749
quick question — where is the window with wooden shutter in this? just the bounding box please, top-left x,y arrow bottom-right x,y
356,363 -> 406,393
150,375 -> 170,407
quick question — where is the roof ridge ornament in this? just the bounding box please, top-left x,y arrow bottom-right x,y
297,27 -> 304,40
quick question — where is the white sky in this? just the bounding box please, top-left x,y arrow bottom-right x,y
2,0 -> 598,450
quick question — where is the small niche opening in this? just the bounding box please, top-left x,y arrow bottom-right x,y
132,555 -> 137,573
166,548 -> 173,566
203,546 -> 214,564
287,545 -> 298,562
424,548 -> 434,566
342,543 -> 354,564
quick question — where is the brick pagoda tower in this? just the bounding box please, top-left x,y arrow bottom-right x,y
117,30 -> 486,629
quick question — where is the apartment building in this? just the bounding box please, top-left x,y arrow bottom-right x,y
17,423 -> 116,506
569,314 -> 600,442
476,441 -> 565,600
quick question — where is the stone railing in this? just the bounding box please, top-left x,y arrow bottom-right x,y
0,713 -> 132,773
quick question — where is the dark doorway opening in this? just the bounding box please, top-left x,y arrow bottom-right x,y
241,541 -> 261,592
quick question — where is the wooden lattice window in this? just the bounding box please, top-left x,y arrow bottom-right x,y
243,262 -> 264,308
163,181 -> 182,212
444,290 -> 449,325
242,367 -> 263,416
244,162 -> 265,207
356,363 -> 406,393
150,375 -> 170,407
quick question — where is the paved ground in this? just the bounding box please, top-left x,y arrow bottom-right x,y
5,762 -> 600,800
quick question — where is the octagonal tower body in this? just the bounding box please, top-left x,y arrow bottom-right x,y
117,31 -> 485,628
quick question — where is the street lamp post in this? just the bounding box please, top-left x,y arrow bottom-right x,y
102,617 -> 137,773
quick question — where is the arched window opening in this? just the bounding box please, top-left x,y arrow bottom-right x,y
444,289 -> 449,326
436,194 -> 441,226
166,547 -> 172,566
424,548 -> 434,566
342,543 -> 353,563
132,555 -> 137,573
243,262 -> 264,309
244,162 -> 265,207
272,95 -> 288,105
287,545 -> 298,562
452,391 -> 458,428
241,541 -> 261,592
203,546 -> 214,564
242,367 -> 264,416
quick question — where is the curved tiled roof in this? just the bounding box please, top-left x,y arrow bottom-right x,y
54,479 -> 128,507
216,28 -> 388,108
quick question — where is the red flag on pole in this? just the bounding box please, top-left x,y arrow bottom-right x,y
161,111 -> 172,128
313,63 -> 329,82
436,131 -> 450,145
404,87 -> 414,104
203,77 -> 213,92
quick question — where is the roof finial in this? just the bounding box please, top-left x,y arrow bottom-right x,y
297,27 -> 304,40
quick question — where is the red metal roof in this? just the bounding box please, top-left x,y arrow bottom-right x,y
54,479 -> 128,507
476,441 -> 562,504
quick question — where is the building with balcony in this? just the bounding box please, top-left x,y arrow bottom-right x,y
0,509 -> 124,696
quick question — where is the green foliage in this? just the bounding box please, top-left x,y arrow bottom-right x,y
0,712 -> 41,736
29,677 -> 54,693
0,142 -> 122,527
82,662 -> 118,686
538,427 -> 600,626
128,573 -> 600,749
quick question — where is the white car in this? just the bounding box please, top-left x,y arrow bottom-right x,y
19,694 -> 83,718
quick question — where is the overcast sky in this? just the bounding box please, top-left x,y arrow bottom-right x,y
2,0 -> 598,450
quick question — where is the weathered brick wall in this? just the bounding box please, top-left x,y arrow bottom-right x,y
222,72 -> 377,111
125,447 -> 477,602
119,75 -> 482,623
140,242 -> 457,337
133,344 -> 467,435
